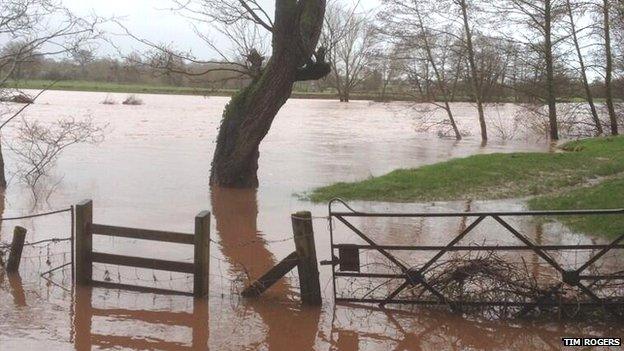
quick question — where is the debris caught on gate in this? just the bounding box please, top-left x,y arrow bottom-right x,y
327,198 -> 624,320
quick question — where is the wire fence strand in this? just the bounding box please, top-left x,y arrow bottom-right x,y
0,207 -> 72,221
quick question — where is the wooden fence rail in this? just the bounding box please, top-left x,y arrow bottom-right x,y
75,199 -> 210,297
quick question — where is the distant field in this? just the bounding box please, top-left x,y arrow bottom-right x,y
8,80 -> 236,97
8,80 -> 616,103
6,79 -> 412,101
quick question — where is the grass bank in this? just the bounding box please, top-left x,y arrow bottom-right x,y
6,79 -> 413,101
8,79 -> 236,97
307,137 -> 624,237
8,80 -> 610,103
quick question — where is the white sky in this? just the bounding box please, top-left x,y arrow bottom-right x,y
62,0 -> 381,59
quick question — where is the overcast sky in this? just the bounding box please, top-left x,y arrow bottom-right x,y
62,0 -> 381,59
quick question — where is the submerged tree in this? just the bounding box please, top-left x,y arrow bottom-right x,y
210,1 -> 329,187
449,0 -> 489,141
600,0 -> 619,135
0,0 -> 102,188
564,0 -> 603,135
497,0 -> 567,140
145,0 -> 330,188
380,0 -> 464,140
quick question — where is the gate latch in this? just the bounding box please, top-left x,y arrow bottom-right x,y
320,245 -> 361,272
320,256 -> 340,267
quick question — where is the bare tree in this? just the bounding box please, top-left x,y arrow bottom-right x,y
564,0 -> 603,135
0,0 -> 102,187
497,0 -> 567,140
322,0 -> 376,102
380,0 -> 463,140
135,0 -> 331,188
0,0 -> 101,87
72,48 -> 95,79
369,45 -> 402,102
7,117 -> 106,197
453,0 -> 489,141
600,0 -> 619,135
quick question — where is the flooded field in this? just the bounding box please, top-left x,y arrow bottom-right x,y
0,91 -> 622,350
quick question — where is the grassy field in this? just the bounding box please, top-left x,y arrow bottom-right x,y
6,79 -> 407,101
306,137 -> 624,237
9,80 -> 237,96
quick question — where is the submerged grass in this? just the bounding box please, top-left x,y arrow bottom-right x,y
308,137 -> 624,203
528,177 -> 624,238
307,136 -> 624,237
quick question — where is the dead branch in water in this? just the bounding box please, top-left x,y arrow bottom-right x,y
403,251 -> 624,320
7,117 -> 106,194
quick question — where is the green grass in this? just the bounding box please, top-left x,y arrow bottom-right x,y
307,137 -> 624,203
5,79 -> 416,101
8,79 -> 612,103
307,136 -> 624,237
528,178 -> 624,238
7,79 -> 237,97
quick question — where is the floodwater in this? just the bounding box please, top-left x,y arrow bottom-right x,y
0,91 -> 622,350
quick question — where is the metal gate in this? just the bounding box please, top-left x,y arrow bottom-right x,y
324,199 -> 624,314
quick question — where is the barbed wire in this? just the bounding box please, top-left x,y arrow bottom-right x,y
0,207 -> 72,221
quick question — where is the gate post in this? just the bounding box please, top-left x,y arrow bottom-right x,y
193,211 -> 211,297
75,200 -> 93,285
7,226 -> 27,273
292,211 -> 322,306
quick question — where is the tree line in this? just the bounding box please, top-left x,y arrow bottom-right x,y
0,0 -> 623,188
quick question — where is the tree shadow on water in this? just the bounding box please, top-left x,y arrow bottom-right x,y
211,186 -> 321,350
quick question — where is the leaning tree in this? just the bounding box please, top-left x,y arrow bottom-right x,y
148,0 -> 330,188
210,1 -> 330,187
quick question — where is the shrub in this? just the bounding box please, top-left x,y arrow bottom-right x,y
122,95 -> 143,105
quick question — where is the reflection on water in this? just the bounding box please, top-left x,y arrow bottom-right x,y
0,91 -> 622,350
211,187 -> 321,351
73,287 -> 208,350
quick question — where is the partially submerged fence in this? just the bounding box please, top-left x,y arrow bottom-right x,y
75,200 -> 211,297
0,207 -> 74,288
242,211 -> 322,305
326,199 -> 624,316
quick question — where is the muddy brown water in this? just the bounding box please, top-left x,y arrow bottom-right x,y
0,91 -> 622,350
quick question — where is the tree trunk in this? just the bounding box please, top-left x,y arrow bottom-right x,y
210,59 -> 297,187
604,0 -> 619,135
460,0 -> 487,141
566,0 -> 602,135
544,0 -> 559,140
416,7 -> 462,140
0,138 -> 5,189
209,0 -> 329,188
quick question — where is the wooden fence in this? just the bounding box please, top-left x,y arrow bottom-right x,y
74,200 -> 210,297
242,211 -> 322,305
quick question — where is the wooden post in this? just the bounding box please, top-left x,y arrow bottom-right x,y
7,226 -> 27,273
193,211 -> 210,298
75,200 -> 93,285
292,211 -> 322,306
